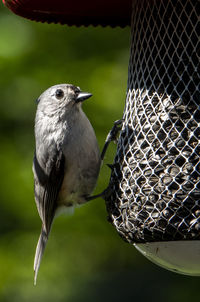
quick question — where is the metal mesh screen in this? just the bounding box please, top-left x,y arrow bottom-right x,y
105,0 -> 200,243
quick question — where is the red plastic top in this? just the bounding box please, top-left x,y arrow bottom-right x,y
3,0 -> 132,27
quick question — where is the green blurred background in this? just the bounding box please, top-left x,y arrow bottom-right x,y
0,2 -> 199,302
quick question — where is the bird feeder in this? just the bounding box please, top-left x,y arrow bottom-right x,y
3,0 -> 200,276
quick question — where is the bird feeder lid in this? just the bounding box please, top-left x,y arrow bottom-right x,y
3,0 -> 132,27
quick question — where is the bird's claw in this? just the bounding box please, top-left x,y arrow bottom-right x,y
106,119 -> 124,144
100,119 -> 123,161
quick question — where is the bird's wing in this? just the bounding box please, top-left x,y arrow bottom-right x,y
33,149 -> 65,284
33,149 -> 65,233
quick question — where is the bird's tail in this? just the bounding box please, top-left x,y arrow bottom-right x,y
34,226 -> 48,285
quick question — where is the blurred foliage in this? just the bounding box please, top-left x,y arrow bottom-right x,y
0,2 -> 199,302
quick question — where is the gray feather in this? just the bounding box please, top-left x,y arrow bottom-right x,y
33,150 -> 65,284
33,151 -> 65,232
34,226 -> 48,286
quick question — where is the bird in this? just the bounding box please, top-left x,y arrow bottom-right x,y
33,84 -> 101,285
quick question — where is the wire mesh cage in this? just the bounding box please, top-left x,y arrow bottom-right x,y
105,0 -> 200,247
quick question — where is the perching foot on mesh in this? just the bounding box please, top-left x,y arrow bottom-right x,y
84,119 -> 123,202
101,119 -> 123,161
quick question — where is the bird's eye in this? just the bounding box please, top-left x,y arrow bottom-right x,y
55,89 -> 64,99
74,88 -> 81,97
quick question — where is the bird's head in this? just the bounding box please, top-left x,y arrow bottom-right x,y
36,84 -> 92,117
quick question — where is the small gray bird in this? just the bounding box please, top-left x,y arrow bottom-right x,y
33,84 -> 101,284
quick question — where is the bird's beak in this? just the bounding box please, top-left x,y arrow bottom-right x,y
76,91 -> 92,103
